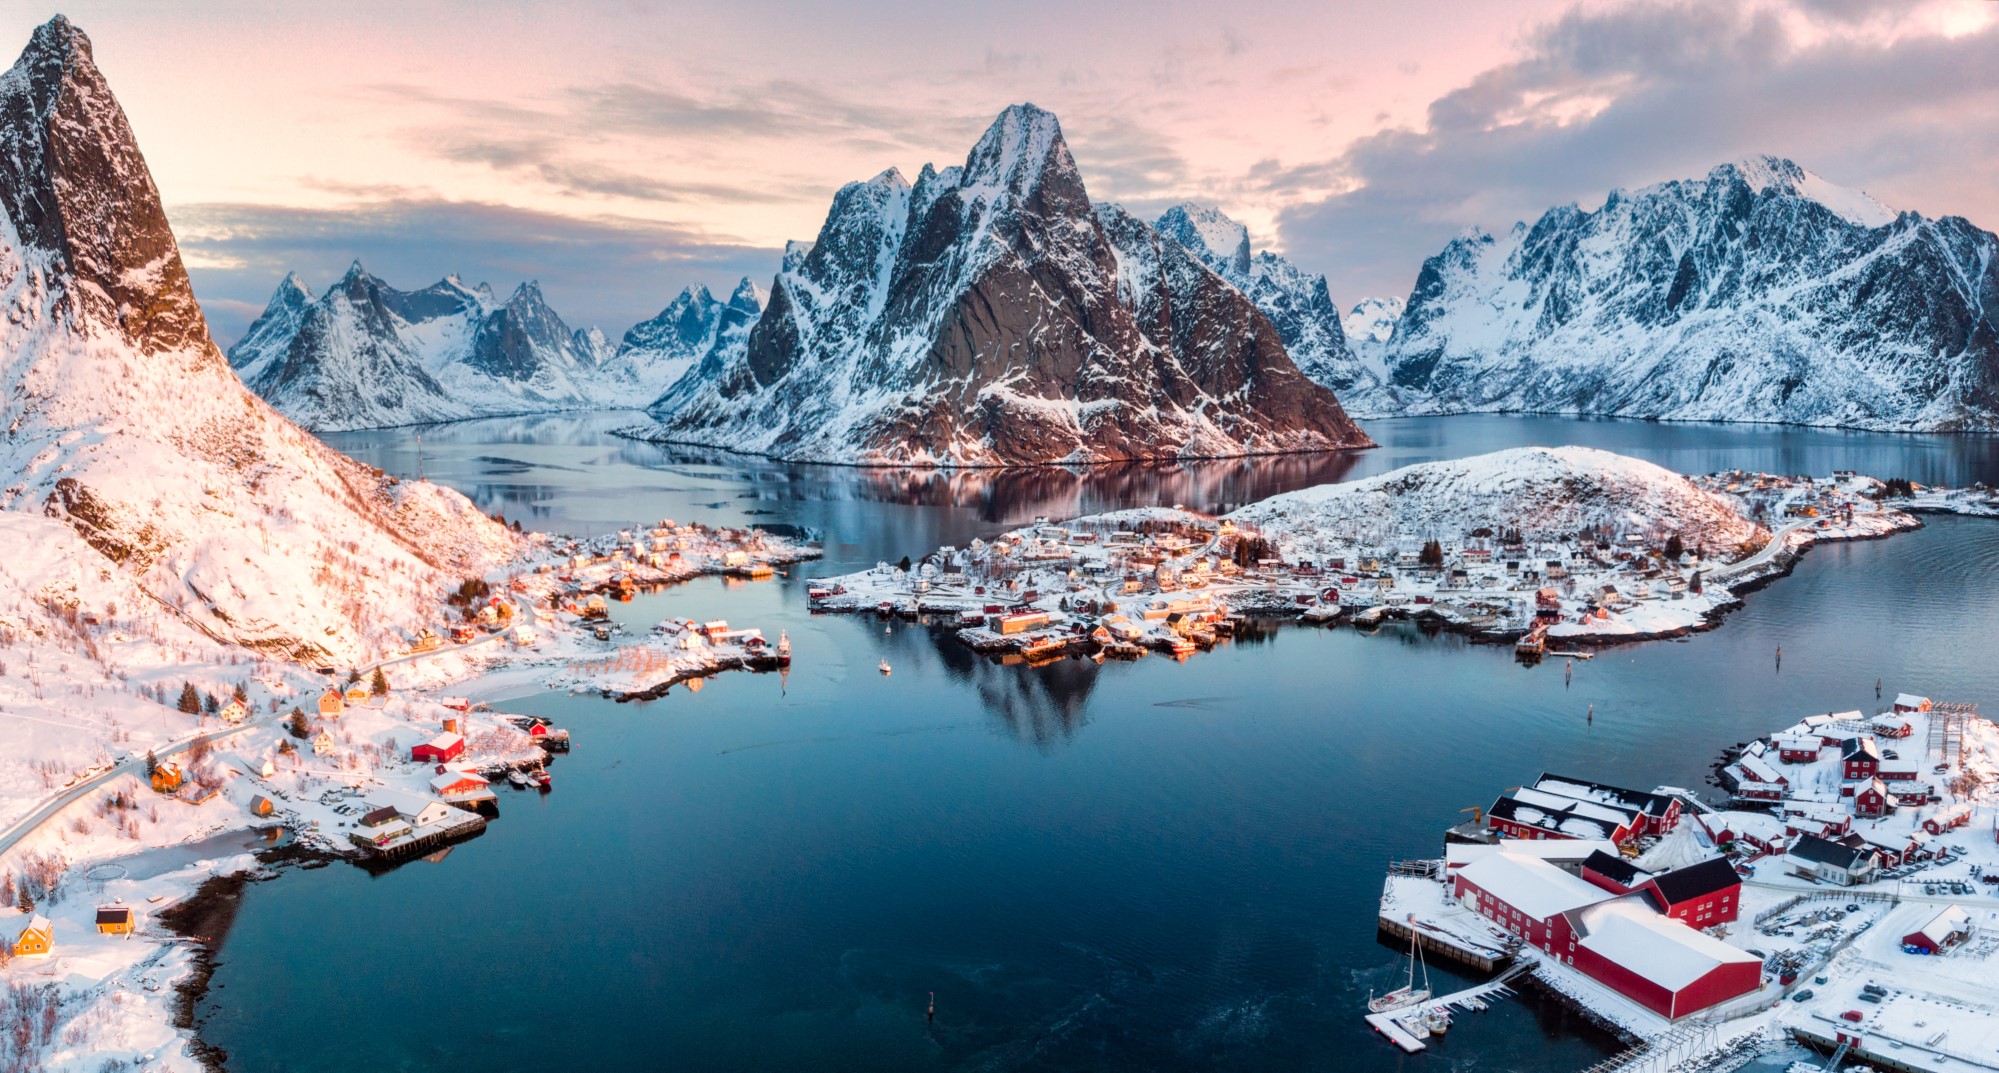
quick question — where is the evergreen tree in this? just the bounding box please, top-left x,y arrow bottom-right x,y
17,880 -> 31,914
202,692 -> 220,715
897,555 -> 912,572
0,871 -> 13,908
177,682 -> 201,715
1418,539 -> 1444,568
1664,533 -> 1685,561
371,667 -> 391,697
143,750 -> 157,777
232,682 -> 249,705
347,668 -> 362,686
288,709 -> 311,740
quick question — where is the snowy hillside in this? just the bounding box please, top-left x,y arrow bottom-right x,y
605,278 -> 764,406
1385,156 -> 1999,431
0,16 -> 521,665
1154,204 -> 1399,416
641,104 -> 1371,465
1228,446 -> 1768,549
229,263 -> 618,431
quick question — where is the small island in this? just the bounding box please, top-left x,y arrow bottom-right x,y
806,447 -> 1997,663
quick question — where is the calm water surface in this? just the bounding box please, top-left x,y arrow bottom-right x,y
194,415 -> 1999,1072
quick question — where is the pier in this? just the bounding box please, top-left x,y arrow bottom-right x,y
1365,959 -> 1537,1053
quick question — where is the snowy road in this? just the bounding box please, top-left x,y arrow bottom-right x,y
0,719 -> 259,862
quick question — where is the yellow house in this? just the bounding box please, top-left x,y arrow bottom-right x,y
344,686 -> 369,705
96,906 -> 134,936
12,914 -> 52,957
151,762 -> 185,794
250,794 -> 276,817
317,688 -> 344,719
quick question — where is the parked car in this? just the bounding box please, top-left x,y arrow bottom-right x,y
1792,989 -> 1815,1002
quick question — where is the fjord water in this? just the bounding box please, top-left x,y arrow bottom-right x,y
195,414 -> 1999,1073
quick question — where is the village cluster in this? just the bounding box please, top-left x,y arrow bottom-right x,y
806,470 -> 1957,667
1373,690 -> 1999,1073
0,516 -> 815,1069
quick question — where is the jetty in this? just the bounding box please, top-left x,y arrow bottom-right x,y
1366,959 -> 1537,1053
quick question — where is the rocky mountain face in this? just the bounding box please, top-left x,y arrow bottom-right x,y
647,104 -> 1371,465
1154,205 -> 1398,416
0,16 -> 519,663
1384,157 -> 1999,431
230,263 -> 615,430
605,278 -> 764,406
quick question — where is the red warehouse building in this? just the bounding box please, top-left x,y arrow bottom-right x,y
1582,852 -> 1743,927
1487,788 -> 1641,843
1561,897 -> 1763,1019
411,731 -> 465,764
1533,775 -> 1682,836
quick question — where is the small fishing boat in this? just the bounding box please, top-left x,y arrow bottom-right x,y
507,769 -> 530,788
879,659 -> 892,675
530,768 -> 552,789
1368,923 -> 1432,1014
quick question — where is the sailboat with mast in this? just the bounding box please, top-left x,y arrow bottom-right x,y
1368,919 -> 1433,1014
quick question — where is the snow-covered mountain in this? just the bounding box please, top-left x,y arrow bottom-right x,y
1228,446 -> 1767,549
644,104 -> 1371,465
1384,156 -> 1999,430
0,16 -> 519,664
1153,204 -> 1398,416
1342,297 -> 1404,346
230,264 -> 616,431
605,278 -> 764,406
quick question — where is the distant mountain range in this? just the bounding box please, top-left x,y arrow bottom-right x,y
1381,156 -> 1999,431
230,265 -> 765,432
228,125 -> 1999,441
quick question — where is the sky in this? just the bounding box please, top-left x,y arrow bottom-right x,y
10,0 -> 1998,345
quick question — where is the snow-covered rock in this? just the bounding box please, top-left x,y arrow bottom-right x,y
1228,446 -> 1768,549
0,15 -> 521,664
1384,156 -> 1999,431
1342,296 -> 1404,346
230,262 -> 615,431
605,277 -> 764,407
643,104 -> 1372,465
1154,204 -> 1399,416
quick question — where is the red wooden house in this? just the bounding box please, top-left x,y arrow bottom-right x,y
1853,778 -> 1891,818
411,731 -> 465,763
1839,737 -> 1881,780
1562,897 -> 1763,1019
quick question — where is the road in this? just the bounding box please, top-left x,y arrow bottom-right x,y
357,597 -> 527,675
1708,519 -> 1811,582
0,599 -> 529,863
0,719 -> 259,861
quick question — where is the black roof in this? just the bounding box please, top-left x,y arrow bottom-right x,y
1534,773 -> 1676,819
360,805 -> 402,827
1582,850 -> 1646,887
1842,737 -> 1881,761
1790,833 -> 1872,870
95,907 -> 132,924
1645,856 -> 1741,905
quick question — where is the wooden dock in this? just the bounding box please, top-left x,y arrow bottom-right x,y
1366,959 -> 1537,1053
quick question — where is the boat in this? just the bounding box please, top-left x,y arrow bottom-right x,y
507,769 -> 530,788
530,768 -> 552,789
879,659 -> 892,675
1419,1006 -> 1452,1034
776,630 -> 791,665
1368,922 -> 1433,1014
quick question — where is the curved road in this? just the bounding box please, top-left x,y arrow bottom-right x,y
0,718 -> 259,862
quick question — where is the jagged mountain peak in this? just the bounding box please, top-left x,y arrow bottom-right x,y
645,102 -> 1371,464
959,102 -> 1073,200
726,277 -> 764,313
0,15 -> 519,662
0,13 -> 211,357
1156,204 -> 1251,280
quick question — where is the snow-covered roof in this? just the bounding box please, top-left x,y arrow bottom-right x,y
1894,694 -> 1929,709
1508,787 -> 1637,827
423,731 -> 464,750
1910,905 -> 1970,946
1456,851 -> 1611,921
1447,839 -> 1620,869
1632,822 -> 1717,874
1735,752 -> 1787,786
368,788 -> 451,822
429,771 -> 486,793
1574,896 -> 1760,990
